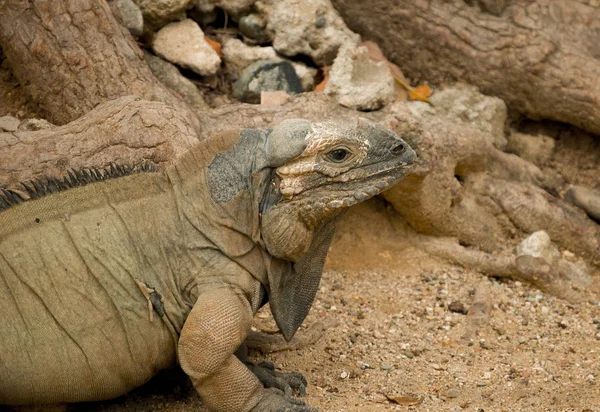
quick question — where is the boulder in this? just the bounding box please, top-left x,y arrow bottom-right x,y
152,19 -> 221,76
133,0 -> 194,27
109,0 -> 144,37
325,45 -> 395,111
233,60 -> 303,103
0,116 -> 20,132
256,0 -> 359,66
565,185 -> 600,222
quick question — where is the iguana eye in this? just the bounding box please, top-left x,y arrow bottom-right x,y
327,148 -> 350,163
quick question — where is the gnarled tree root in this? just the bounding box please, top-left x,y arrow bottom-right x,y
418,234 -> 593,303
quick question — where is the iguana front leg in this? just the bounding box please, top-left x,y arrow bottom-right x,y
178,287 -> 314,412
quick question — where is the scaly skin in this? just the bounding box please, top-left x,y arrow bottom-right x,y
0,119 -> 415,411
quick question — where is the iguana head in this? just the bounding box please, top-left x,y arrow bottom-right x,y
260,118 -> 416,261
259,119 -> 415,340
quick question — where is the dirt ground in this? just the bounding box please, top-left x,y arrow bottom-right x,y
67,199 -> 600,412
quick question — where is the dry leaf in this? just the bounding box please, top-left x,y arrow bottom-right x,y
394,77 -> 433,104
314,66 -> 331,92
204,36 -> 223,57
409,83 -> 432,103
385,394 -> 424,406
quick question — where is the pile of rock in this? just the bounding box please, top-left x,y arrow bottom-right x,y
108,0 -> 405,109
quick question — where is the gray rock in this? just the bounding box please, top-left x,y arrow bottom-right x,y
427,84 -> 508,149
144,51 -> 207,110
110,0 -> 144,37
506,131 -> 555,165
325,45 -> 395,111
222,39 -> 278,78
222,39 -> 316,89
565,185 -> 600,222
239,14 -> 270,43
233,60 -> 303,103
256,0 -> 359,66
152,19 -> 221,76
133,0 -> 194,27
0,116 -> 20,132
17,118 -> 55,131
516,230 -> 560,263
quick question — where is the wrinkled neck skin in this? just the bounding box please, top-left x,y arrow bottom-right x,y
167,128 -> 331,277
260,180 -> 344,262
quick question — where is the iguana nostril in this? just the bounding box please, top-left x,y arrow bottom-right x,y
391,142 -> 406,155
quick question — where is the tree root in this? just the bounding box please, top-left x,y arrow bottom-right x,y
417,234 -> 592,303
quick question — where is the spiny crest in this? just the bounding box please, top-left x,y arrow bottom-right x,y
0,161 -> 157,212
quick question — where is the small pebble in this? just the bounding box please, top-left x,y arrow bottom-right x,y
448,301 -> 468,315
477,381 -> 487,387
380,362 -> 394,371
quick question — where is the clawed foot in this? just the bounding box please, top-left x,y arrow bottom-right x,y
246,360 -> 308,397
250,388 -> 317,412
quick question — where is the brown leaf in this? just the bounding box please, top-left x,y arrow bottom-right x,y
385,394 -> 423,406
314,66 -> 331,92
204,36 -> 223,57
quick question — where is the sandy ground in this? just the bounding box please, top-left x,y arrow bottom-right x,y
72,199 -> 600,412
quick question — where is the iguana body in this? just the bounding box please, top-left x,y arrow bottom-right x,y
0,120 -> 415,411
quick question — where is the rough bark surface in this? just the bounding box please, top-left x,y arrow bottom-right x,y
0,97 -> 200,188
331,0 -> 600,135
0,0 -> 185,125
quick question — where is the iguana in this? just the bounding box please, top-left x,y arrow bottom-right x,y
0,119 -> 415,411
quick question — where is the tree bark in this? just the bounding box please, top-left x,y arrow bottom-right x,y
0,97 -> 200,188
0,0 -> 185,125
331,0 -> 600,135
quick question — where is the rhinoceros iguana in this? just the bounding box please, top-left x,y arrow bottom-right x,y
0,119 -> 415,411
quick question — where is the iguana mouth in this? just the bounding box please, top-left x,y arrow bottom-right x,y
279,161 -> 414,201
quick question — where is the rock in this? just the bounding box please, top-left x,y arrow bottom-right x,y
325,45 -> 395,111
506,132 -> 555,165
233,60 -> 303,103
222,39 -> 278,78
17,119 -> 55,131
290,61 -> 317,91
557,258 -> 593,289
222,39 -> 316,90
195,0 -> 256,19
425,84 -> 508,149
448,301 -> 468,315
109,0 -> 144,37
516,231 -> 560,263
133,0 -> 194,27
256,0 -> 359,66
0,116 -> 20,132
152,19 -> 221,76
144,51 -> 207,110
239,14 -> 271,43
565,185 -> 600,222
380,362 -> 394,371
